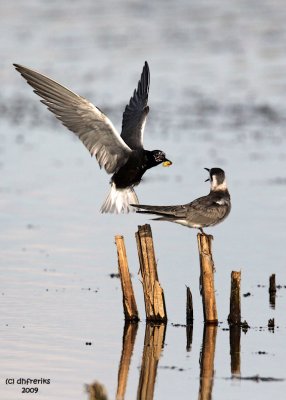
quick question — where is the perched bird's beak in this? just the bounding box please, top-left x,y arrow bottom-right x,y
162,159 -> 172,167
204,167 -> 210,181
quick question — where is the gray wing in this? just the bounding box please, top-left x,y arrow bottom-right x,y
186,195 -> 230,226
120,61 -> 150,150
14,63 -> 132,174
131,203 -> 188,219
132,194 -> 230,226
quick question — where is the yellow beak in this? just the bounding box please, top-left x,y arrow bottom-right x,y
162,160 -> 172,167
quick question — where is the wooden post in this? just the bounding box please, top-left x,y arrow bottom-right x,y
86,381 -> 108,400
115,235 -> 139,322
269,274 -> 276,293
197,233 -> 218,324
116,322 -> 138,400
228,271 -> 241,325
135,224 -> 167,322
186,286 -> 194,352
269,274 -> 276,309
186,286 -> 194,325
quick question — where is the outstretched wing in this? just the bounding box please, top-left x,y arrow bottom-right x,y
120,61 -> 150,150
14,64 -> 132,174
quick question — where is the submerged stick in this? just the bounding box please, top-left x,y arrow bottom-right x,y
115,235 -> 139,322
186,286 -> 194,325
228,271 -> 241,325
197,233 -> 218,324
135,224 -> 167,322
269,274 -> 276,309
269,274 -> 276,293
186,286 -> 194,352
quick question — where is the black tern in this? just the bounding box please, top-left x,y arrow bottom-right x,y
13,62 -> 172,213
132,168 -> 231,233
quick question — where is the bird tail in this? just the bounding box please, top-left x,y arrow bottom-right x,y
100,183 -> 139,214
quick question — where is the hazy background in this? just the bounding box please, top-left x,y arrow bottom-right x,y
1,1 -> 286,399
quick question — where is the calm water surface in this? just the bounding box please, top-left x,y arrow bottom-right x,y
1,1 -> 286,399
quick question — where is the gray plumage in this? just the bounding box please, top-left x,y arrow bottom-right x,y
13,62 -> 171,213
13,63 -> 131,174
132,168 -> 231,233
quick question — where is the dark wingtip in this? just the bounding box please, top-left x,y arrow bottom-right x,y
143,61 -> 150,80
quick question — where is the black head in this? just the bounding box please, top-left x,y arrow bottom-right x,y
150,150 -> 172,167
204,167 -> 227,190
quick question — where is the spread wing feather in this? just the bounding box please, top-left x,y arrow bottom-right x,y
14,63 -> 132,174
121,61 -> 150,150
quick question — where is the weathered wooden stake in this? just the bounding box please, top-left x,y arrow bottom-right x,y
186,286 -> 194,325
86,381 -> 109,400
186,286 -> 194,352
197,233 -> 218,324
269,274 -> 276,293
228,271 -> 241,325
135,224 -> 167,322
269,274 -> 276,309
115,235 -> 139,322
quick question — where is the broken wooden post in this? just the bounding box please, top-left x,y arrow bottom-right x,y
228,271 -> 241,325
186,286 -> 194,325
269,274 -> 276,293
186,286 -> 194,352
135,224 -> 167,322
86,381 -> 109,400
197,233 -> 218,324
115,235 -> 139,322
269,274 -> 276,309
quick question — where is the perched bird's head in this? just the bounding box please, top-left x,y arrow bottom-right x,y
204,168 -> 227,191
151,150 -> 172,167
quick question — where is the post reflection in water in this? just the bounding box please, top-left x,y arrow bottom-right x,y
116,322 -> 139,400
186,324 -> 193,352
229,326 -> 241,377
269,291 -> 276,310
87,322 -> 166,400
198,325 -> 217,400
137,323 -> 167,400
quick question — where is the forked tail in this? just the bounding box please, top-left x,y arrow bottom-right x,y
100,183 -> 139,213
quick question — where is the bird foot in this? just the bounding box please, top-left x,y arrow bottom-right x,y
199,228 -> 213,240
